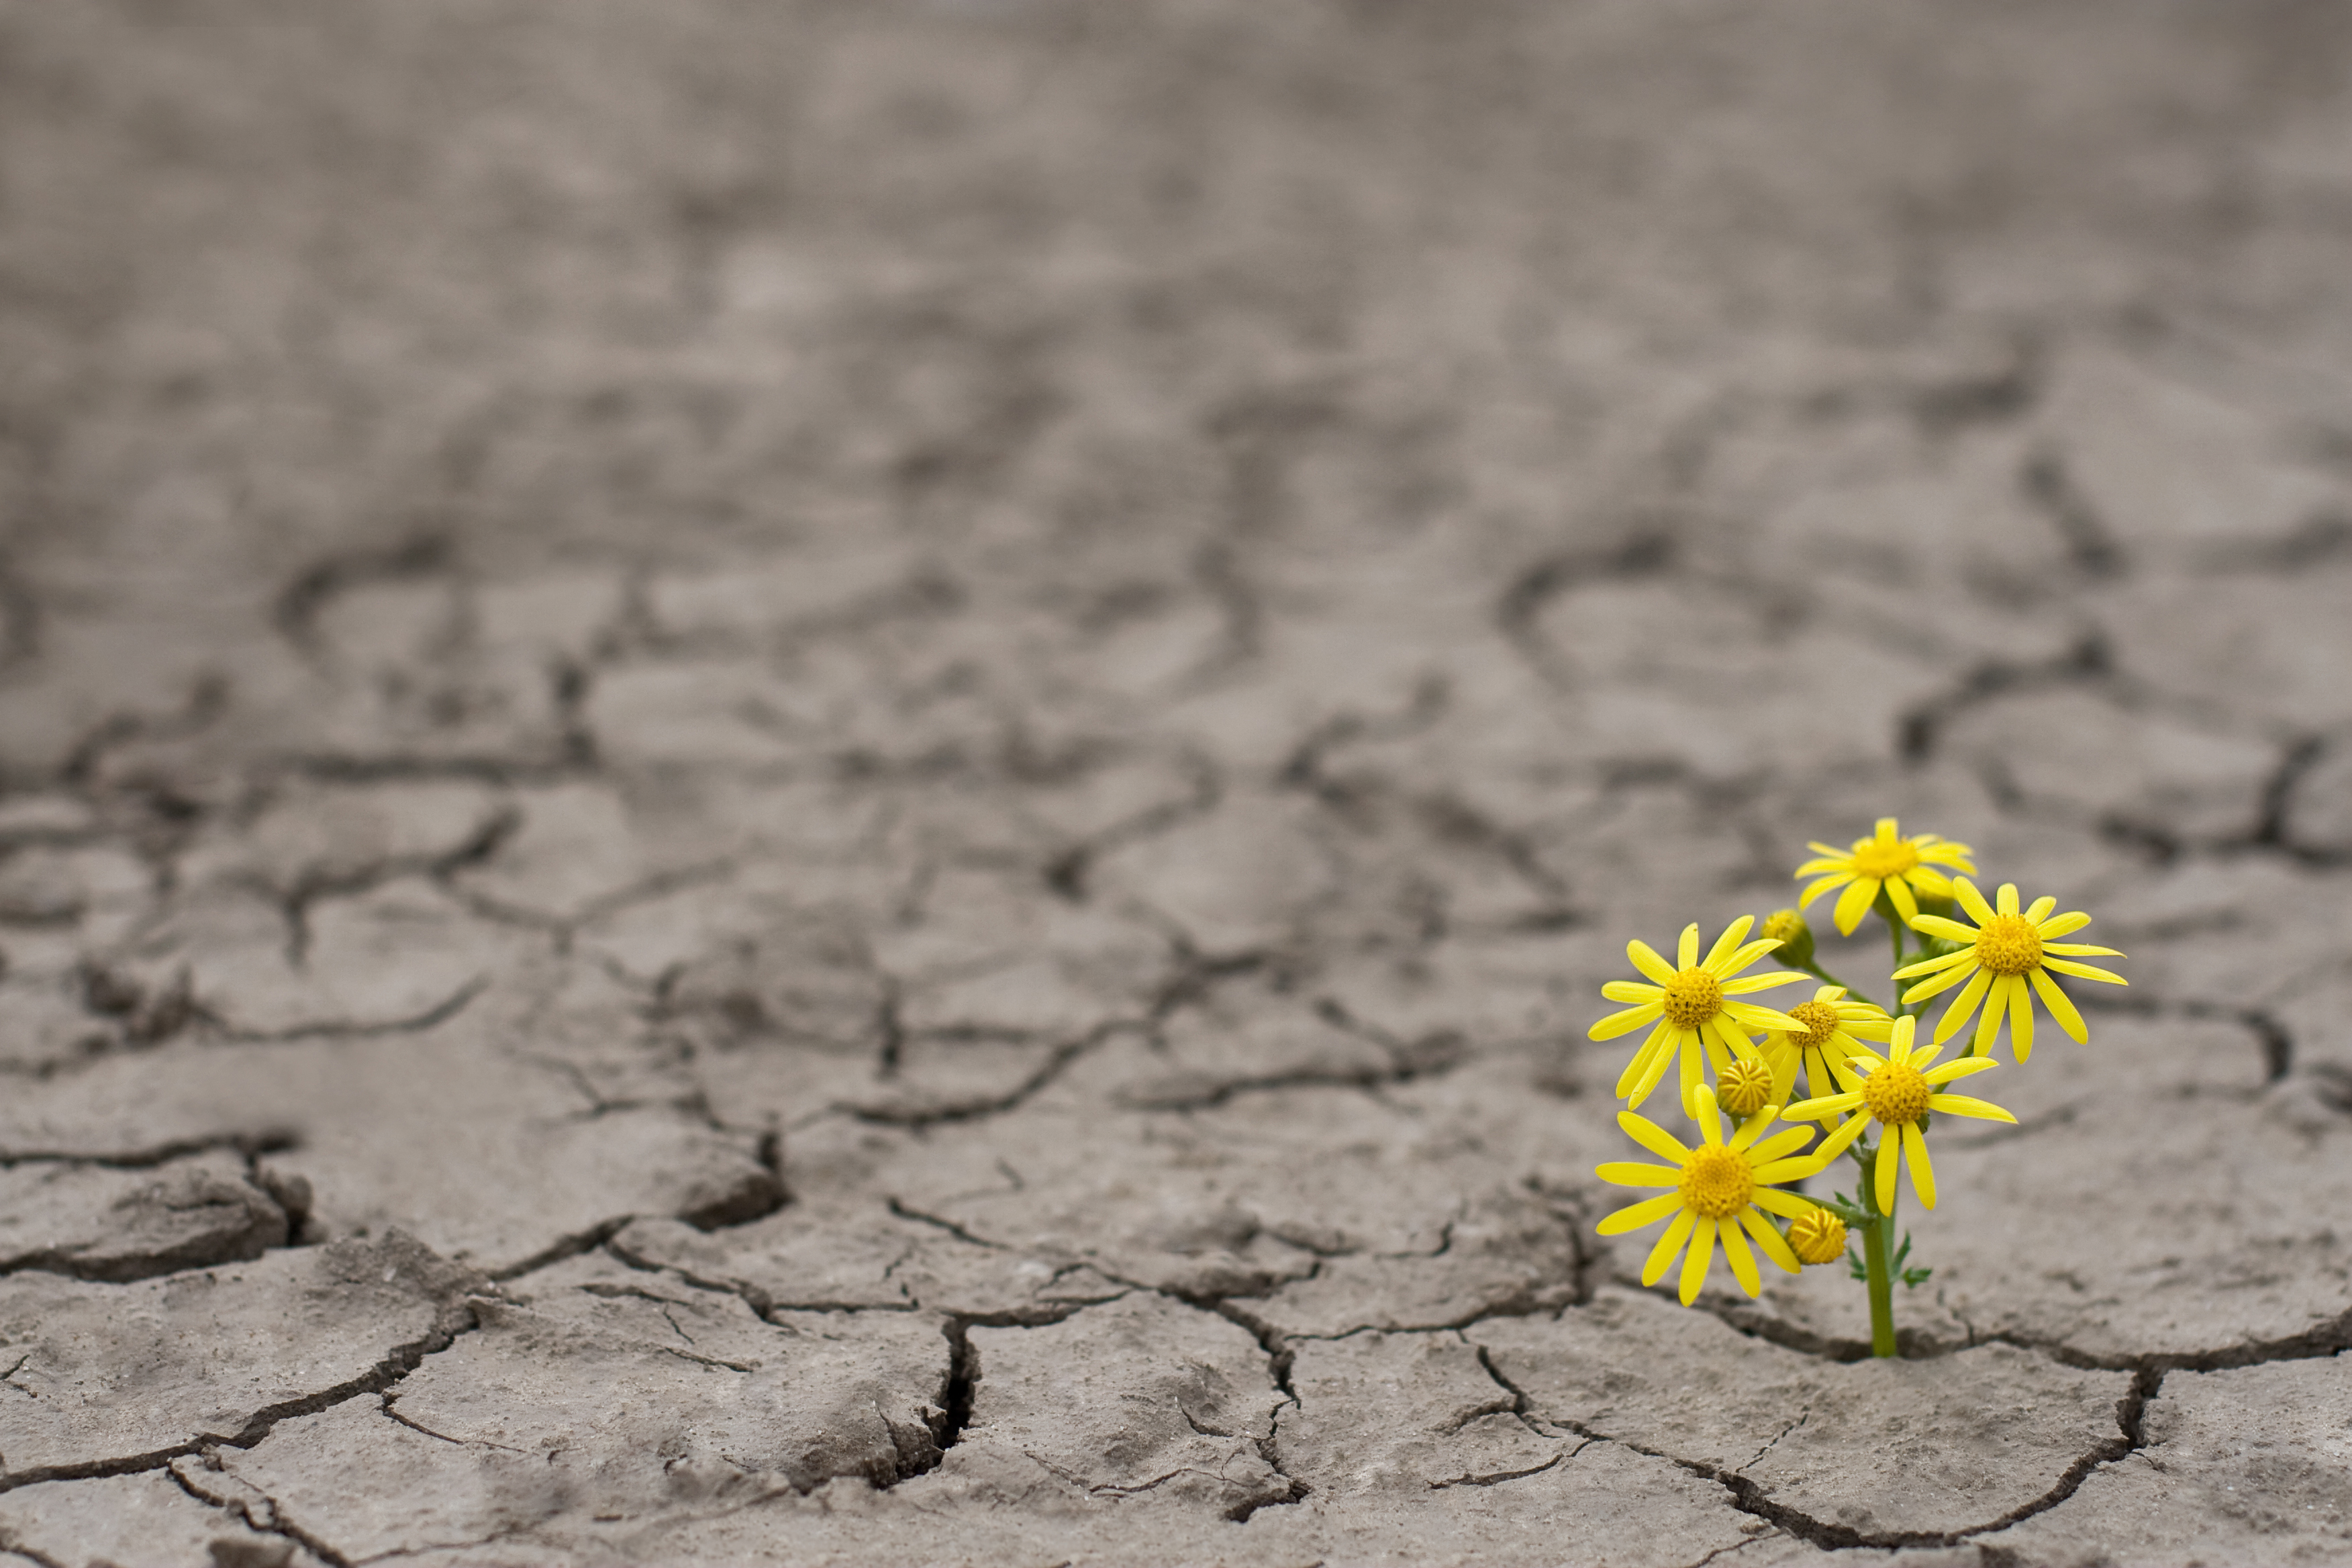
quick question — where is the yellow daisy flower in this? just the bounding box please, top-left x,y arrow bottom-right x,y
1759,985 -> 1894,1105
1595,1085 -> 1824,1304
1785,1015 -> 2016,1212
1796,817 -> 1975,936
1589,917 -> 1810,1116
1894,878 -> 2127,1061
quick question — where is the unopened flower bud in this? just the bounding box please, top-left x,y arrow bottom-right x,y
1788,1207 -> 1848,1266
1716,1055 -> 1776,1117
1761,908 -> 1813,969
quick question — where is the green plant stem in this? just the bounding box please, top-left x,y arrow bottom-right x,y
1857,1142 -> 1900,1357
1879,901 -> 1917,1019
1794,958 -> 1854,993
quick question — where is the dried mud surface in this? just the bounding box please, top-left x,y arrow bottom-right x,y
1,3 -> 2349,1564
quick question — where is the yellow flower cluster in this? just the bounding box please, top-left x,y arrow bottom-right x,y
1585,818 -> 2127,1326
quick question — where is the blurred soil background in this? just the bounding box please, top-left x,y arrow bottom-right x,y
1,3 -> 2350,1564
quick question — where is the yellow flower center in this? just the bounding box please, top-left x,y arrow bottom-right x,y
1680,1144 -> 1753,1220
1862,1059 -> 1930,1128
1785,999 -> 1842,1051
1662,967 -> 1723,1030
1849,839 -> 1920,880
1974,914 -> 2043,977
1761,910 -> 1806,946
1716,1057 -> 1775,1117
1787,1207 -> 1848,1266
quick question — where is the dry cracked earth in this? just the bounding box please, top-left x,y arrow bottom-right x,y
1,2 -> 2351,1565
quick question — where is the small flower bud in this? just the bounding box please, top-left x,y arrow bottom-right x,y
1761,908 -> 1813,969
1716,1055 -> 1776,1117
1788,1207 -> 1848,1266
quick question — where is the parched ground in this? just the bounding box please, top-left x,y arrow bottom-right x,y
1,2 -> 2349,1563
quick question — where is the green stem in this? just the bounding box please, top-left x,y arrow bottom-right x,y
1794,959 -> 1855,993
1880,900 -> 1913,1018
1857,1142 -> 1900,1357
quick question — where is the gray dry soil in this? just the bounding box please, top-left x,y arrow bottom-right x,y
1,3 -> 2351,1565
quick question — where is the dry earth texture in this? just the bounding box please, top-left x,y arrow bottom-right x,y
1,2 -> 2350,1565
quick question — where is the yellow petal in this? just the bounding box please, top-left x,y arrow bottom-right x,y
1743,1126 -> 1815,1165
1873,1138 -> 1900,1214
1643,1209 -> 1696,1287
2010,971 -> 2036,1063
1677,923 -> 1700,970
1902,957 -> 1979,1005
1931,967 -> 1994,1043
1922,1056 -> 1997,1084
2036,911 -> 2093,938
1591,1001 -> 1666,1041
1694,1083 -> 1725,1144
1973,975 -> 2012,1055
1741,1208 -> 1803,1275
1627,1031 -> 1681,1110
2043,943 -> 2126,958
1713,940 -> 1792,979
1908,865 -> 1956,897
1816,1113 -> 1871,1161
1925,1093 -> 2016,1122
1628,940 -> 1679,985
1901,1122 -> 1938,1210
1603,980 -> 1665,1003
1722,970 -> 1810,993
2030,968 -> 2088,1044
1833,876 -> 1880,936
1798,873 -> 1851,911
1597,1161 -> 1685,1189
1679,1218 -> 1718,1305
1724,1003 -> 1806,1033
1598,1192 -> 1687,1234
1702,916 -> 1755,971
1617,1110 -> 1692,1163
1749,1187 -> 1816,1220
1752,1155 -> 1827,1183
1614,1022 -> 1674,1099
2024,895 -> 2056,924
1883,876 -> 1919,924
1720,1218 -> 1762,1297
1996,883 -> 2020,917
1904,915 -> 1981,946
1953,878 -> 1996,925
2041,958 -> 2126,985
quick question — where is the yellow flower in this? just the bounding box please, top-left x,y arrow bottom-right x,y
1761,984 -> 1894,1104
1787,1208 -> 1848,1267
1796,818 -> 1975,936
1589,917 -> 1810,1116
1596,1085 -> 1824,1304
1894,878 -> 2127,1061
1785,1015 -> 2016,1212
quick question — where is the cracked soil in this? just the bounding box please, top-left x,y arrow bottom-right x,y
1,1 -> 2350,1563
